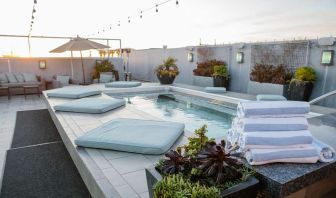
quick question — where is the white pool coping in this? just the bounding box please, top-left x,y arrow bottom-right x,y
43,83 -> 321,198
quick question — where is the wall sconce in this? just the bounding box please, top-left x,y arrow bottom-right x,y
236,52 -> 244,63
39,60 -> 47,69
321,50 -> 334,66
187,52 -> 194,62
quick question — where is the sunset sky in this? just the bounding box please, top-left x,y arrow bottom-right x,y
1,0 -> 336,57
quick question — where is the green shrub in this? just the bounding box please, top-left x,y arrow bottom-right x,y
183,125 -> 212,157
92,60 -> 115,79
153,174 -> 219,198
294,66 -> 316,82
193,60 -> 226,77
155,57 -> 179,77
213,65 -> 228,77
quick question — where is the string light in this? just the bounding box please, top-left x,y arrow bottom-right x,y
140,11 -> 143,19
128,16 -> 131,23
176,0 -> 179,7
156,4 -> 158,13
29,0 -> 37,36
34,0 -> 37,4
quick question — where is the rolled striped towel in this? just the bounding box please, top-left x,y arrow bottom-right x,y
312,138 -> 336,162
237,101 -> 310,118
235,117 -> 308,132
238,130 -> 313,150
245,146 -> 319,165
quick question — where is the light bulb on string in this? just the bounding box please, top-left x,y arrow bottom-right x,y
128,16 -> 130,23
118,20 -> 120,26
156,4 -> 158,13
33,8 -> 36,13
176,0 -> 179,7
140,11 -> 142,19
34,0 -> 37,4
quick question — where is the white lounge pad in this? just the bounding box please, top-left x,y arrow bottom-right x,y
105,81 -> 142,88
257,94 -> 287,101
204,87 -> 226,93
54,98 -> 125,114
75,118 -> 185,154
46,87 -> 101,99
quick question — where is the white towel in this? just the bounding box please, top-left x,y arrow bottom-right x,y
237,101 -> 310,118
238,130 -> 313,150
245,146 -> 319,165
312,138 -> 336,162
235,117 -> 308,132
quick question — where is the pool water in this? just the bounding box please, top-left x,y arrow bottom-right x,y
123,93 -> 235,138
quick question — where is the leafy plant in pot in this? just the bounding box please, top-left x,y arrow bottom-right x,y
92,60 -> 119,81
155,57 -> 179,84
213,64 -> 229,88
284,66 -> 316,101
146,125 -> 259,198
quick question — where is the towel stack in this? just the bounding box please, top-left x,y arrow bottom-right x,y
227,101 -> 335,165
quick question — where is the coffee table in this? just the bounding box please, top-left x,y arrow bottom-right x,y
23,85 -> 40,99
0,86 -> 10,99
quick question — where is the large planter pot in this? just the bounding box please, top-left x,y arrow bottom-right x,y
193,75 -> 213,87
283,82 -> 314,101
213,76 -> 230,89
157,74 -> 176,85
146,167 -> 259,198
247,81 -> 284,95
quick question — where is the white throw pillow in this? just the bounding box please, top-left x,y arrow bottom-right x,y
0,73 -> 8,83
56,75 -> 70,86
6,73 -> 18,83
100,73 -> 113,83
15,73 -> 25,82
22,73 -> 37,82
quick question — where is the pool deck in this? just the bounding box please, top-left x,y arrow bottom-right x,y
1,83 -> 336,197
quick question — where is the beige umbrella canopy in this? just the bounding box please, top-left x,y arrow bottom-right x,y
50,36 -> 109,83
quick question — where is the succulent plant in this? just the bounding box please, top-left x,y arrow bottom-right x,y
160,150 -> 187,175
196,141 -> 242,184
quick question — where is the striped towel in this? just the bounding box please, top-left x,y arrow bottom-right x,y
245,146 -> 319,165
237,101 -> 310,118
235,117 -> 308,132
238,130 -> 313,150
312,138 -> 336,162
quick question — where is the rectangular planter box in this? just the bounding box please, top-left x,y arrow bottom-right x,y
193,75 -> 213,87
247,81 -> 284,95
146,166 -> 259,198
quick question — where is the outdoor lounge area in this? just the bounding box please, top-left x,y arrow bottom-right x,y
1,0 -> 336,198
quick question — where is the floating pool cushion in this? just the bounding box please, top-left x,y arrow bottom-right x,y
205,87 -> 226,93
75,118 -> 185,154
54,98 -> 125,114
105,81 -> 142,88
257,94 -> 287,101
46,87 -> 101,99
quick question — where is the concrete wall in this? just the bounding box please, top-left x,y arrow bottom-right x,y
125,39 -> 336,107
0,57 -> 123,82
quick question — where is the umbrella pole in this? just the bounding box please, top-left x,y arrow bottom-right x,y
80,50 -> 85,84
70,51 -> 74,79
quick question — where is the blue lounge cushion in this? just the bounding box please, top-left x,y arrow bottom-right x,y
105,81 -> 142,88
54,98 -> 125,113
75,118 -> 185,154
205,87 -> 226,93
46,87 -> 101,99
257,94 -> 287,101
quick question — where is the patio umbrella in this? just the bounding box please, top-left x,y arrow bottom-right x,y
50,36 -> 109,83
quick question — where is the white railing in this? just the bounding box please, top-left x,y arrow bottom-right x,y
309,90 -> 336,105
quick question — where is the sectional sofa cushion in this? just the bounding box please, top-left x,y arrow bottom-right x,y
54,98 -> 125,114
0,73 -> 8,83
22,73 -> 37,82
14,73 -> 25,82
56,75 -> 70,86
46,87 -> 101,99
257,94 -> 287,101
5,73 -> 18,83
75,118 -> 185,154
205,87 -> 226,93
105,81 -> 142,88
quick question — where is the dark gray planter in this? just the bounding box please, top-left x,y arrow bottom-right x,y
145,166 -> 259,198
157,74 -> 176,84
213,76 -> 229,89
283,82 -> 314,101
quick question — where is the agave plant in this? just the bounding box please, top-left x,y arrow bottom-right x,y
160,150 -> 187,175
196,141 -> 242,184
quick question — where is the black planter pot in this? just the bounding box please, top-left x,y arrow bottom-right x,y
283,82 -> 314,101
145,167 -> 259,198
157,74 -> 176,85
213,76 -> 229,89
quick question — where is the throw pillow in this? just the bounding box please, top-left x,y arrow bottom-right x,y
0,73 -> 8,83
22,73 -> 38,82
15,73 -> 25,82
56,75 -> 70,86
5,73 -> 18,83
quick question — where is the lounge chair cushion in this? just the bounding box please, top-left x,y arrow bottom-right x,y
205,87 -> 226,93
75,118 -> 185,154
46,87 -> 101,99
5,73 -> 18,83
54,98 -> 125,113
257,94 -> 287,101
105,81 -> 142,88
22,73 -> 38,82
56,75 -> 70,86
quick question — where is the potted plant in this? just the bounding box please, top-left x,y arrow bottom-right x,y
92,60 -> 119,82
155,57 -> 179,84
213,64 -> 229,88
284,66 -> 316,101
146,125 -> 259,198
193,59 -> 226,87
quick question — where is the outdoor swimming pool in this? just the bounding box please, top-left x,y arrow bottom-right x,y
111,92 -> 236,138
